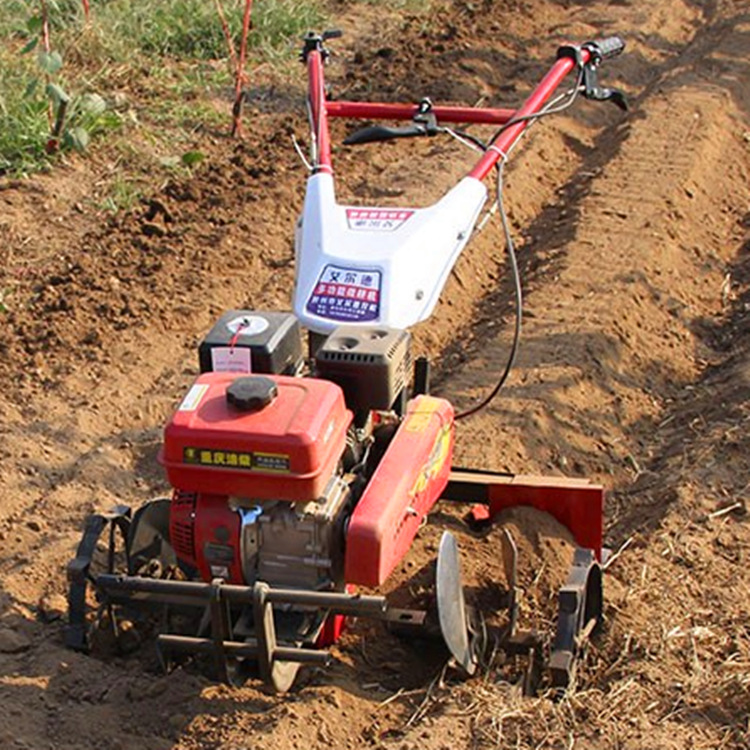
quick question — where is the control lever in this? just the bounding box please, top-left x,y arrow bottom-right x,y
557,38 -> 628,111
301,29 -> 343,61
582,64 -> 628,110
344,98 -> 441,145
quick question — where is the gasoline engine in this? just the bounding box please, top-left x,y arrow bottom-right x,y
67,309 -> 464,691
162,309 -> 447,594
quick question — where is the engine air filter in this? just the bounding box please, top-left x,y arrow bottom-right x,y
315,326 -> 410,412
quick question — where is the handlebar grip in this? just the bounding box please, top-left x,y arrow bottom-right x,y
586,36 -> 625,61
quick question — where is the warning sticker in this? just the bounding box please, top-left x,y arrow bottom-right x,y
405,396 -> 444,432
183,447 -> 291,473
253,452 -> 292,472
410,425 -> 451,497
178,384 -> 209,412
306,265 -> 381,323
346,208 -> 414,232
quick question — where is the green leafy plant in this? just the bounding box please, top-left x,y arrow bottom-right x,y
0,0 -> 327,176
0,0 -> 118,174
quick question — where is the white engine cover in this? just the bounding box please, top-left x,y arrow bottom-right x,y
293,173 -> 488,333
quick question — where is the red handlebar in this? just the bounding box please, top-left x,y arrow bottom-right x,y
306,39 -> 624,181
468,46 -> 594,181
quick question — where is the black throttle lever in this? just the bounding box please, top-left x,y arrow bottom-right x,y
558,37 -> 628,112
301,29 -> 343,62
582,37 -> 627,111
344,98 -> 440,146
581,63 -> 628,111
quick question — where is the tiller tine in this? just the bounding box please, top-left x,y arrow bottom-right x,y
549,548 -> 603,692
66,500 -> 177,654
500,528 -> 519,635
66,505 -> 133,652
90,574 -> 387,693
436,531 -> 479,676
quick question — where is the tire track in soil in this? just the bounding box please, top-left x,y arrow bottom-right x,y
443,0 -> 748,509
436,2 -> 750,746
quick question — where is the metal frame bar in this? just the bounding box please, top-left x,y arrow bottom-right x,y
95,573 -> 387,691
305,44 -> 593,180
95,575 -> 387,612
325,101 -> 515,125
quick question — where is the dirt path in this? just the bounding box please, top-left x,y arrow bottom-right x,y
1,1 -> 749,748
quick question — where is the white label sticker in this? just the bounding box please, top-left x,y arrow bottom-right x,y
210,565 -> 230,580
226,315 -> 269,336
178,383 -> 209,412
210,346 -> 252,373
306,265 -> 382,323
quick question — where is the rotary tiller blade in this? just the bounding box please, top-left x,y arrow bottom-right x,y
436,531 -> 477,675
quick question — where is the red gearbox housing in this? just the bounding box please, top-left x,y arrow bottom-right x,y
345,395 -> 455,586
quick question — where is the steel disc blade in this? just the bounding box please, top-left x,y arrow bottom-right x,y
436,531 -> 476,675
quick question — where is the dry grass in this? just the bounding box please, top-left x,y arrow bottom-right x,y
376,521 -> 750,749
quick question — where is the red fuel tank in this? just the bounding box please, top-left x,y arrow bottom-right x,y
160,373 -> 352,502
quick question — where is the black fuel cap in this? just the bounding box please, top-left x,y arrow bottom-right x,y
226,376 -> 277,412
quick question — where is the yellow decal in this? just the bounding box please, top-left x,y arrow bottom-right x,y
405,396 -> 443,433
183,448 -> 290,473
410,425 -> 451,497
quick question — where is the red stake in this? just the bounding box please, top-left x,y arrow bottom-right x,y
82,0 -> 90,22
232,0 -> 253,137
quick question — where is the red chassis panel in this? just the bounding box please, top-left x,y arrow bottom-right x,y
345,396 -> 455,587
444,471 -> 604,559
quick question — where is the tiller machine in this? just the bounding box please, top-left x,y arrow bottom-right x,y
67,32 -> 626,693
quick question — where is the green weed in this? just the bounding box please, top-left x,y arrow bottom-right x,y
0,40 -> 121,175
0,0 -> 325,176
250,0 -> 324,58
100,175 -> 144,213
85,0 -> 323,62
351,0 -> 436,11
0,48 -> 50,174
0,0 -> 84,38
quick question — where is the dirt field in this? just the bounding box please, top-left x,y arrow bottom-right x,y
1,0 -> 749,747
